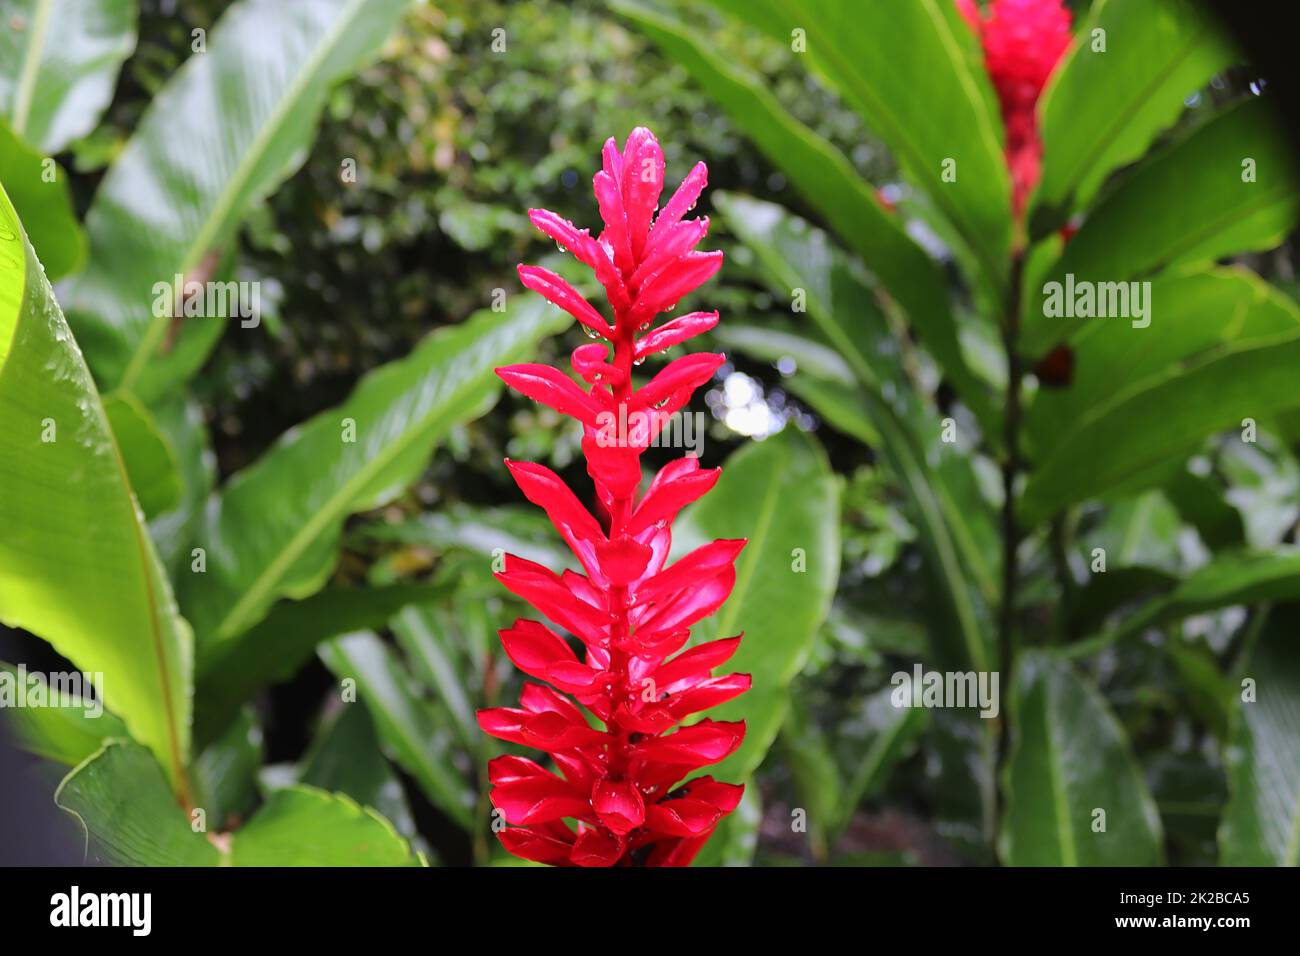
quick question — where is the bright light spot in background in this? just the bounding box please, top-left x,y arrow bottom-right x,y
706,365 -> 815,439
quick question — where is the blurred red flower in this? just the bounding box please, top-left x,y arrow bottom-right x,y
959,0 -> 1074,217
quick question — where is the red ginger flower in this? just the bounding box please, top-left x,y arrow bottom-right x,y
958,0 -> 1073,217
478,127 -> 750,867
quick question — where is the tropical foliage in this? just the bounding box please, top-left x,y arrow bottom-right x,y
1,0 -> 1297,867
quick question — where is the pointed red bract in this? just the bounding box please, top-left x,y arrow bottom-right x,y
481,128 -> 749,866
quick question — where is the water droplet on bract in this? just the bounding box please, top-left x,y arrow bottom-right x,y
633,356 -> 646,366
556,242 -> 567,253
582,325 -> 601,340
638,321 -> 651,331
665,303 -> 677,312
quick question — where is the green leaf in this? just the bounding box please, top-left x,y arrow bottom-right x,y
60,0 -> 414,401
0,0 -> 138,153
928,711 -> 997,859
708,0 -> 1011,285
1067,566 -> 1178,640
613,3 -> 980,423
1021,275 -> 1300,523
56,738 -> 421,865
1083,490 -> 1184,574
715,193 -> 996,671
181,300 -> 566,656
779,692 -> 841,859
194,582 -> 450,747
56,740 -> 220,866
230,786 -> 421,866
0,660 -> 125,765
319,632 -> 476,830
0,119 -> 84,279
1001,652 -> 1163,865
782,683 -> 927,852
298,704 -> 417,840
1033,0 -> 1236,228
356,502 -> 571,571
1220,609 -> 1300,865
1073,550 -> 1300,659
390,604 -> 478,751
147,394 -> 217,578
834,686 -> 928,836
103,392 -> 182,519
672,428 -> 840,782
191,706 -> 262,831
1026,269 -> 1300,461
0,183 -> 193,794
1165,638 -> 1232,741
1162,461 -> 1245,550
1027,98 -> 1299,355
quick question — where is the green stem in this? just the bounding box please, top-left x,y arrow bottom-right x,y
994,251 -> 1026,828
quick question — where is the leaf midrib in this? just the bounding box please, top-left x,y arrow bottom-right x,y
119,0 -> 371,392
10,0 -> 54,138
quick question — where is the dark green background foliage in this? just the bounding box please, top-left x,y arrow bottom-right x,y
2,0 -> 1298,868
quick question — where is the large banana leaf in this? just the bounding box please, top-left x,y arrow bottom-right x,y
0,0 -> 137,154
707,0 -> 1011,286
0,183 -> 192,794
182,299 -> 566,658
671,428 -> 840,782
1000,652 -> 1163,865
613,1 -> 994,430
1033,0 -> 1236,230
55,739 -> 421,865
61,0 -> 413,402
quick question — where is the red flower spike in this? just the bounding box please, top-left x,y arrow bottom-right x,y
958,0 -> 1073,218
481,128 -> 750,866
